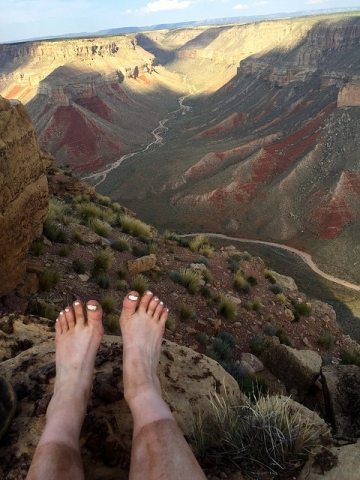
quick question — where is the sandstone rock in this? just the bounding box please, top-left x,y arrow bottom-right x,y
271,271 -> 298,291
0,96 -> 48,295
321,364 -> 360,438
70,224 -> 102,244
240,352 -> 264,374
0,330 -> 242,479
284,308 -> 295,321
79,274 -> 90,282
298,441 -> 360,480
262,344 -> 322,397
127,254 -> 157,275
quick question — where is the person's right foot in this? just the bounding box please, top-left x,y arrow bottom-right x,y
119,291 -> 168,404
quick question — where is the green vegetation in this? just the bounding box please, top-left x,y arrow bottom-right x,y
120,215 -> 152,239
276,293 -> 287,304
89,218 -> 112,237
250,334 -> 269,355
223,363 -> 268,401
165,313 -> 177,332
294,302 -> 312,317
92,249 -> 114,275
43,220 -> 68,243
210,337 -> 233,362
58,245 -> 71,257
189,235 -> 209,253
196,332 -> 209,346
117,266 -> 128,280
111,237 -> 130,252
318,330 -> 335,349
251,298 -> 263,312
105,314 -> 120,334
77,202 -> 104,222
132,244 -> 149,257
95,274 -> 111,289
30,239 -> 45,256
247,275 -> 258,286
131,274 -> 149,295
341,349 -> 360,367
217,295 -> 237,321
179,303 -> 195,321
233,271 -> 250,293
72,259 -> 86,274
39,269 -> 61,291
116,279 -> 129,291
200,285 -> 212,299
270,284 -> 283,294
101,294 -> 117,314
179,268 -> 202,294
28,300 -> 58,321
264,269 -> 276,284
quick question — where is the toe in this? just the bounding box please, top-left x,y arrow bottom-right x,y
59,311 -> 68,333
159,308 -> 169,326
121,291 -> 141,318
147,296 -> 160,316
138,291 -> 153,313
153,300 -> 164,321
64,306 -> 75,330
55,318 -> 62,336
86,300 -> 104,333
73,300 -> 86,326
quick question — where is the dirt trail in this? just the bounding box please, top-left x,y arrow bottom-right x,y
180,233 -> 360,292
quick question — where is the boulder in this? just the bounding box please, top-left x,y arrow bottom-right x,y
0,96 -> 48,295
70,224 -> 102,245
0,328 -> 241,479
262,341 -> 322,397
240,352 -> 264,374
270,271 -> 298,291
127,254 -> 157,275
321,364 -> 360,438
298,440 -> 360,480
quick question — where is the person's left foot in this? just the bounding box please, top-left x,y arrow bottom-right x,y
45,300 -> 104,444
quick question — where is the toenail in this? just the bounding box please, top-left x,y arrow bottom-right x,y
166,308 -> 170,312
146,291 -> 152,295
128,294 -> 139,301
74,301 -> 81,306
160,301 -> 164,305
154,297 -> 159,302
87,304 -> 98,311
56,318 -> 59,322
60,311 -> 64,315
65,308 -> 70,312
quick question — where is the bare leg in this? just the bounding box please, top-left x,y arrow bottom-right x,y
120,291 -> 207,480
26,300 -> 104,480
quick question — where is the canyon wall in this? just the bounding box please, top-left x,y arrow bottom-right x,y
0,96 -> 48,295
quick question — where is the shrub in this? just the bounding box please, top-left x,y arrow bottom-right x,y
199,244 -> 214,258
39,269 -> 61,291
131,274 -> 149,295
247,275 -> 258,286
276,293 -> 287,304
73,260 -> 86,274
218,296 -> 237,322
222,363 -> 268,401
120,215 -> 152,238
212,338 -> 233,362
165,314 -> 176,332
96,195 -> 112,207
95,274 -> 110,289
196,256 -> 209,267
89,218 -> 112,237
189,235 -> 209,253
340,349 -> 360,367
117,266 -> 128,280
270,284 -> 283,294
251,298 -> 263,312
47,198 -> 67,223
28,300 -> 58,321
263,323 -> 278,336
116,279 -> 129,291
73,231 -> 85,245
111,202 -> 123,214
318,330 -> 335,349
177,237 -> 189,248
163,230 -> 178,241
217,331 -> 236,349
228,257 -> 240,273
105,314 -> 120,334
30,239 -> 45,256
111,238 -> 130,252
242,251 -> 252,261
202,268 -> 213,284
58,245 -> 71,257
196,332 -> 209,346
93,249 -> 114,275
149,242 -> 159,254
101,294 -> 117,314
276,328 -> 292,346
179,303 -> 195,321
294,302 -> 312,317
77,202 -> 104,222
200,286 -> 212,299
169,270 -> 182,284
264,269 -> 276,284
233,272 -> 250,293
179,268 -> 202,294
250,334 -> 269,355
132,244 -> 149,257
43,220 -> 68,243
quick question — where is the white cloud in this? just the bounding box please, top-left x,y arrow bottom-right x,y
253,1 -> 269,6
306,0 -> 328,4
143,0 -> 192,13
234,3 -> 249,10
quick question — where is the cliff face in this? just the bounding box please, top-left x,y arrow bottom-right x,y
0,96 -> 48,295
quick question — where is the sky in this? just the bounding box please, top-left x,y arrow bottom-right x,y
0,0 -> 358,43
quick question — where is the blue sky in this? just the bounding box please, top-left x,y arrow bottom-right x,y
0,0 -> 358,43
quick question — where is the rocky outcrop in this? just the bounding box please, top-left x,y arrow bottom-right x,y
338,81 -> 360,107
0,316 -> 241,479
0,96 -> 48,296
127,254 -> 157,275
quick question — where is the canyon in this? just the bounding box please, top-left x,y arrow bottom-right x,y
0,12 -> 359,283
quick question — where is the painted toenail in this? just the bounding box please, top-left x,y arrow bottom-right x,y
60,311 -> 64,315
166,308 -> 170,312
154,297 -> 159,302
74,301 -> 81,306
146,291 -> 153,295
160,301 -> 164,305
65,308 -> 70,312
87,304 -> 98,311
128,294 -> 139,301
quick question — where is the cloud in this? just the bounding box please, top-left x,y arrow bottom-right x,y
234,3 -> 249,10
305,0 -> 328,4
253,1 -> 269,5
143,0 -> 192,12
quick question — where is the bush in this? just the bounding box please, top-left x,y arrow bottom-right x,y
189,235 -> 209,253
28,300 -> 58,320
294,302 -> 312,317
250,334 -> 269,355
276,328 -> 292,346
101,295 -> 117,314
247,275 -> 257,286
149,242 -> 159,254
196,256 -> 209,267
105,314 -> 120,334
251,298 -> 263,312
58,245 -> 71,257
341,349 -> 360,367
132,244 -> 149,257
264,269 -> 276,284
233,272 -> 250,293
179,268 -> 202,294
95,274 -> 110,289
120,215 -> 152,238
117,266 -> 128,280
202,268 -> 213,284
30,239 -> 45,256
73,260 -> 86,274
43,220 -> 68,243
318,330 -> 335,349
228,256 -> 241,273
276,293 -> 287,304
199,244 -> 215,258
169,270 -> 182,284
218,296 -> 237,322
39,269 -> 61,291
212,338 -> 233,362
200,286 -> 212,299
217,331 -> 236,349
89,218 -> 112,237
177,237 -> 189,248
116,279 -> 128,291
196,332 -> 209,346
96,194 -> 112,207
270,284 -> 283,294
179,303 -> 195,321
242,251 -> 252,261
93,249 -> 114,275
131,274 -> 149,295
263,323 -> 278,336
77,202 -> 104,222
223,363 -> 268,401
73,231 -> 85,245
165,314 -> 176,332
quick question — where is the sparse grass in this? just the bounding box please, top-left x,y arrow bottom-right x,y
177,237 -> 190,248
189,235 -> 210,253
270,284 -> 283,294
196,332 -> 209,346
250,334 -> 269,355
105,314 -> 120,334
111,238 -> 130,252
96,195 -> 112,207
92,249 -> 114,275
111,202 -> 123,214
276,293 -> 287,304
223,363 -> 268,401
264,269 -> 277,284
251,298 -> 263,312
72,259 -> 86,274
77,202 -> 104,222
202,268 -> 213,284
165,313 -> 176,332
131,274 -> 149,295
340,349 -> 360,367
47,198 -> 67,223
318,330 -> 335,349
242,251 -> 252,261
196,256 -> 209,267
58,245 -> 71,257
132,244 -> 149,257
73,231 -> 85,245
30,239 -> 45,256
276,328 -> 292,346
169,270 -> 182,284
179,303 -> 195,321
179,268 -> 202,294
116,279 -> 129,291
247,275 -> 257,286
200,285 -> 212,299
233,271 -> 250,293
95,274 -> 110,289
199,244 -> 215,258
294,302 -> 312,317
28,300 -> 58,321
218,295 -> 237,322
211,337 -> 233,362
117,266 -> 128,280
89,218 -> 112,237
149,242 -> 159,254
190,393 -> 327,476
39,269 -> 61,291
101,294 -> 117,314
43,220 -> 68,243
120,215 -> 152,239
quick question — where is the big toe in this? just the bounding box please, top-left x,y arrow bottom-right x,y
86,300 -> 104,333
121,291 -> 140,319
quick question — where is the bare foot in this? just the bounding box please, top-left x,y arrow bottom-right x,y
43,300 -> 104,447
120,291 -> 168,405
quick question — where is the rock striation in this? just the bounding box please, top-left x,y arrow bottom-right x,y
0,96 -> 48,296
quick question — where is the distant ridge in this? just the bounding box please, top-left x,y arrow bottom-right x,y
3,7 -> 360,44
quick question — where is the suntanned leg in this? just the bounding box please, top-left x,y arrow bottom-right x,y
120,291 -> 207,480
26,300 -> 104,480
